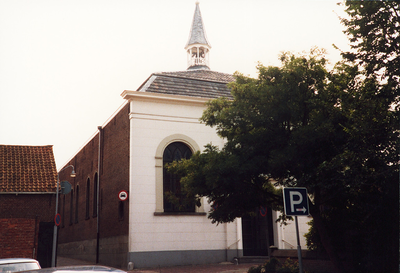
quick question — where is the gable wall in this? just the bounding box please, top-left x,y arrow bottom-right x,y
127,98 -> 240,267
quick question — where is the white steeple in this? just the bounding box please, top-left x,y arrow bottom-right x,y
185,2 -> 211,70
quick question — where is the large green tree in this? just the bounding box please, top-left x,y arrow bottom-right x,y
338,1 -> 399,271
169,2 -> 399,272
169,48 -> 398,272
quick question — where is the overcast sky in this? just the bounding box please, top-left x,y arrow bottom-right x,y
0,0 -> 350,169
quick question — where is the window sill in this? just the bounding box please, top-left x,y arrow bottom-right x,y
154,212 -> 207,216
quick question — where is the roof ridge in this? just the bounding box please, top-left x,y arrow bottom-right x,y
0,144 -> 54,147
158,69 -> 233,76
153,70 -> 235,84
154,74 -> 229,84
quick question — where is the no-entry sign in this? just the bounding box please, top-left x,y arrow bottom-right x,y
283,187 -> 309,216
118,190 -> 128,201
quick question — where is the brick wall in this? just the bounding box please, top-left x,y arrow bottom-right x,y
57,103 -> 130,267
0,218 -> 38,258
0,194 -> 55,262
0,194 -> 55,221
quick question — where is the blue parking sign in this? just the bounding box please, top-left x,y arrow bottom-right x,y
283,187 -> 309,216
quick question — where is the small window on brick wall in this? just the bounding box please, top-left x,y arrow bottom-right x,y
86,178 -> 90,220
62,195 -> 65,228
69,189 -> 74,225
118,201 -> 124,221
93,173 -> 98,217
75,185 -> 79,223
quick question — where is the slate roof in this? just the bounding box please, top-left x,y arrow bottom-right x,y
138,70 -> 235,99
185,2 -> 211,48
0,145 -> 57,193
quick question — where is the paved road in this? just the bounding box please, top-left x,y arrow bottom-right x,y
130,263 -> 260,273
56,257 -> 92,266
57,257 -> 260,273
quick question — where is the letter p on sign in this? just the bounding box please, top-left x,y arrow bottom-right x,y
283,187 -> 309,216
289,191 -> 303,213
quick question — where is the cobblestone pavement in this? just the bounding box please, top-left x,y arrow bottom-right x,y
57,257 -> 260,273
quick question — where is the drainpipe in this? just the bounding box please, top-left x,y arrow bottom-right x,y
33,216 -> 38,259
96,126 -> 102,264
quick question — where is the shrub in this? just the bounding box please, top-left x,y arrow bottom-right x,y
247,264 -> 262,273
247,258 -> 299,273
263,258 -> 280,272
276,258 -> 299,273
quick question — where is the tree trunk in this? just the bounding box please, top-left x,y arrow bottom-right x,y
309,204 -> 346,273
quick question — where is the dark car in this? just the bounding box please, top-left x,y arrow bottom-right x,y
0,258 -> 41,273
18,266 -> 126,273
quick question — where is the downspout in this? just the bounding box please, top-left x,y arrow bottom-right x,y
33,216 -> 38,259
96,126 -> 102,264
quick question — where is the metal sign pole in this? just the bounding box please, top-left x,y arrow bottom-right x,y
295,216 -> 303,273
283,187 -> 309,273
51,176 -> 60,267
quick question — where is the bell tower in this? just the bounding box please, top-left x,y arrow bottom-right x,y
185,2 -> 211,70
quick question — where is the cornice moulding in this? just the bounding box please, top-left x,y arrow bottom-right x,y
121,90 -> 210,106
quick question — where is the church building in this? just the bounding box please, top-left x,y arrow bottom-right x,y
57,3 -> 309,269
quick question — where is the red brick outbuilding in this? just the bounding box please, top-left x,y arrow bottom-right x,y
0,145 -> 57,267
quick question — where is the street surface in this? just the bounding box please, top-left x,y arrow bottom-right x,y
57,257 -> 260,273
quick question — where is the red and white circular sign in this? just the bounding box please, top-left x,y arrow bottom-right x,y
118,190 -> 128,201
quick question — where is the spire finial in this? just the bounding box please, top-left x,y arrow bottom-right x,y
185,2 -> 211,70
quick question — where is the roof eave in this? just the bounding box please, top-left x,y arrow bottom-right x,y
122,90 -> 210,105
0,192 -> 56,194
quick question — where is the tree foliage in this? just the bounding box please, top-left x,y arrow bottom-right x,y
168,2 -> 399,272
169,48 -> 336,223
340,1 -> 399,102
168,46 -> 398,271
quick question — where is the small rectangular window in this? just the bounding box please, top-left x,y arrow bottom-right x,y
118,201 -> 124,221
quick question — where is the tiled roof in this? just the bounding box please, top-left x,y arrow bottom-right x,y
0,145 -> 57,193
139,70 -> 235,99
159,70 -> 235,83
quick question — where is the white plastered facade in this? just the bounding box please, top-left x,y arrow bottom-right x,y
122,91 -> 241,266
121,90 -> 310,267
275,212 -> 310,249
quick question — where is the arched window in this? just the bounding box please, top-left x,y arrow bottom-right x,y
62,195 -> 65,228
163,142 -> 194,212
86,178 -> 90,219
93,173 -> 98,217
75,185 -> 79,223
69,189 -> 74,225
